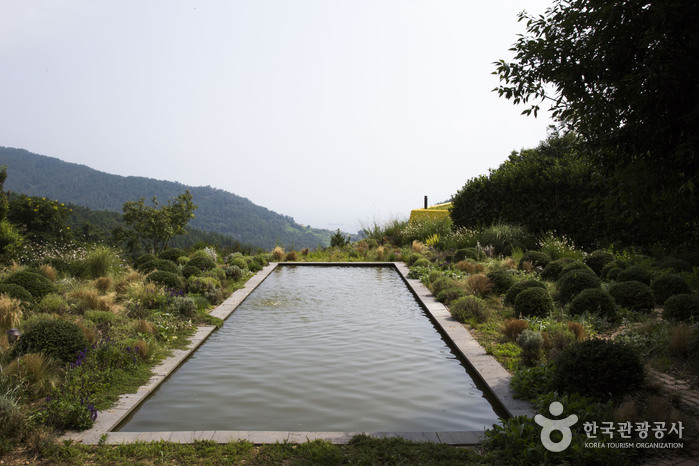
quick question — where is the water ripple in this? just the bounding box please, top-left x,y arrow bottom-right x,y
120,266 -> 500,432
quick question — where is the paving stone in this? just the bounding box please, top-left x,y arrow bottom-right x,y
287,431 -> 359,444
369,432 -> 441,443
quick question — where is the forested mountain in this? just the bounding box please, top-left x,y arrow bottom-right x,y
0,147 -> 332,249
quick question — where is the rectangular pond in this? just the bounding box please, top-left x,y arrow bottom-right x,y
117,265 -> 502,432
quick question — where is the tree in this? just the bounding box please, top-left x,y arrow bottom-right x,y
121,190 -> 197,255
8,194 -> 73,243
493,0 -> 698,247
0,168 -> 22,255
451,132 -> 610,249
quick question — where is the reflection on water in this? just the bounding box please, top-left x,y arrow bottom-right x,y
118,266 -> 501,432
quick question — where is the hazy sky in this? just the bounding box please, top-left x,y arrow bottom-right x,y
0,1 -> 554,233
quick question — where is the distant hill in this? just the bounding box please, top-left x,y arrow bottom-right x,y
0,147 -> 332,249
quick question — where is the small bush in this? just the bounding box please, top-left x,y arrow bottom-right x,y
159,248 -> 186,262
0,295 -> 22,330
478,222 -> 531,256
655,256 -> 692,273
608,281 -> 655,312
181,265 -> 201,278
600,260 -> 624,279
430,277 -> 457,295
466,274 -> 493,296
504,280 -> 547,306
455,260 -> 485,274
271,246 -> 285,261
559,261 -> 595,278
556,269 -> 601,304
227,256 -> 248,270
170,296 -> 197,319
83,246 -> 117,278
540,258 -> 575,281
84,310 -> 115,326
187,254 -> 216,271
584,250 -> 614,276
2,271 -> 55,302
616,265 -> 653,285
517,251 -> 551,271
0,284 -> 33,303
663,294 -> 699,322
188,276 -> 221,295
133,253 -> 156,269
510,364 -> 555,400
436,287 -> 465,304
36,293 -> 69,315
12,319 -> 89,363
454,248 -> 485,262
146,271 -> 182,289
450,296 -> 489,323
650,274 -> 690,304
553,339 -> 644,400
568,321 -> 585,342
285,251 -> 298,261
93,276 -> 113,293
514,287 -> 554,318
413,258 -> 431,268
225,265 -> 244,281
0,394 -> 25,448
137,258 -> 178,274
503,318 -> 529,341
568,288 -> 617,318
486,269 -> 515,295
403,252 -> 423,266
605,266 -> 624,281
187,254 -> 216,272
517,329 -> 543,366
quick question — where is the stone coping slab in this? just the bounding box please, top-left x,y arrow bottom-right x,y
62,261 -> 531,446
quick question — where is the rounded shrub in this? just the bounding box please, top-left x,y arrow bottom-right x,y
187,255 -> 216,271
616,266 -> 653,285
556,269 -> 601,304
518,251 -> 551,270
12,319 -> 89,363
504,279 -> 547,306
2,271 -> 55,301
553,339 -> 644,400
170,296 -> 197,319
486,269 -> 516,295
431,277 -> 457,295
137,258 -> 178,274
655,256 -> 692,273
436,287 -> 465,304
146,271 -> 183,289
0,284 -> 33,303
650,274 -> 690,304
225,265 -> 244,281
454,247 -> 485,262
608,281 -> 655,312
559,261 -> 595,278
663,294 -> 699,322
133,253 -> 157,269
159,248 -> 187,262
227,256 -> 248,270
517,329 -> 544,366
605,266 -> 624,281
450,296 -> 489,323
413,258 -> 431,268
540,258 -> 575,281
568,288 -> 617,318
181,265 -> 201,278
514,287 -> 554,318
584,250 -> 614,276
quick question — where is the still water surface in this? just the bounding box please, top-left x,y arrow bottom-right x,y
118,266 -> 500,432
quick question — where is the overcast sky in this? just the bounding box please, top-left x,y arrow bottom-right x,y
0,1 -> 554,233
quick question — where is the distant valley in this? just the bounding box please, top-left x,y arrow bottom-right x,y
0,147 -> 334,249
